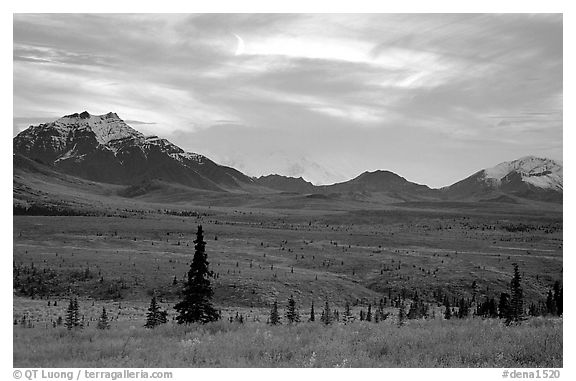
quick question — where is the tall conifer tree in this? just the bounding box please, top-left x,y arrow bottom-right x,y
174,226 -> 220,324
269,300 -> 281,325
285,295 -> 300,323
509,263 -> 524,323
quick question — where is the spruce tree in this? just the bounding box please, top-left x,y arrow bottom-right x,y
498,292 -> 511,319
269,300 -> 281,325
65,298 -> 75,330
444,299 -> 452,320
321,300 -> 332,325
553,281 -> 562,316
366,304 -> 372,322
285,295 -> 300,324
158,310 -> 168,324
397,302 -> 406,327
377,299 -> 385,321
97,307 -> 110,330
65,298 -> 81,330
73,299 -> 81,327
174,225 -> 220,324
309,301 -> 315,322
546,289 -> 556,315
407,301 -> 418,319
343,302 -> 352,323
509,263 -> 524,323
458,298 -> 469,319
145,295 -> 168,328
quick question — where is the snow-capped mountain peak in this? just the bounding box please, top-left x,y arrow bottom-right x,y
482,156 -> 562,191
56,111 -> 144,144
13,111 -> 254,190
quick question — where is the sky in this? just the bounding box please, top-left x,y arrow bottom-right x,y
13,13 -> 562,187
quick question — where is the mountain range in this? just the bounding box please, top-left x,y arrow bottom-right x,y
13,112 -> 563,204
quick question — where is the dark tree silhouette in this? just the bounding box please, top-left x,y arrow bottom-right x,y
320,300 -> 333,325
546,290 -> 556,315
65,298 -> 81,330
458,298 -> 469,319
498,292 -> 511,319
97,307 -> 110,330
65,299 -> 75,330
174,225 -> 220,324
343,302 -> 353,323
269,300 -> 281,325
553,280 -> 562,316
309,301 -> 315,322
145,295 -> 168,328
398,302 -> 406,327
476,297 -> 498,318
509,263 -> 524,323
444,299 -> 452,320
285,295 -> 300,324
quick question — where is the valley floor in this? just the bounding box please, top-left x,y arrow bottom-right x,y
12,201 -> 563,368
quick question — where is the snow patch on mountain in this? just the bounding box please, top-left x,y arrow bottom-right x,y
483,156 -> 562,191
57,112 -> 144,144
177,152 -> 205,163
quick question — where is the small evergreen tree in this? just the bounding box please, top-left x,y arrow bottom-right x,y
285,295 -> 300,324
320,300 -> 332,325
158,310 -> 168,324
65,298 -> 81,330
174,225 -> 220,324
377,299 -> 386,321
553,281 -> 562,316
145,295 -> 167,328
407,301 -> 418,319
366,304 -> 372,322
65,299 -> 75,330
269,300 -> 281,325
343,302 -> 353,323
309,301 -> 315,322
97,307 -> 110,330
498,292 -> 511,319
398,302 -> 406,327
509,264 -> 524,323
73,299 -> 81,327
546,289 -> 556,315
444,299 -> 452,320
458,298 -> 469,319
477,297 -> 498,318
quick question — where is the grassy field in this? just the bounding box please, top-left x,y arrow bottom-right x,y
13,317 -> 562,367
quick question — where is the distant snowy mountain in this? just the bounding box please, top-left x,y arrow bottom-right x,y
13,111 -> 254,191
277,156 -> 348,186
444,156 -> 562,202
217,152 -> 348,186
483,156 -> 562,191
